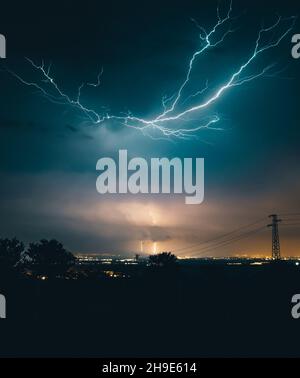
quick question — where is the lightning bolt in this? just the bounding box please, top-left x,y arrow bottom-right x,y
6,1 -> 296,140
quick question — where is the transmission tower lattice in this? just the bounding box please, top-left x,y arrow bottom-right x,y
268,214 -> 282,260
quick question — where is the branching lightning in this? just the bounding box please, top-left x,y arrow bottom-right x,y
7,1 -> 296,139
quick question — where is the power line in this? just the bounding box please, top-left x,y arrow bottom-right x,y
187,226 -> 266,256
172,213 -> 299,259
173,217 -> 266,254
186,226 -> 267,257
280,213 -> 300,217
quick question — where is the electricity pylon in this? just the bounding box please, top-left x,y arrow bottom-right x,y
268,214 -> 282,260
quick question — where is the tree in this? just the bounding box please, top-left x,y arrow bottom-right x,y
0,237 -> 24,269
26,239 -> 75,278
149,252 -> 177,268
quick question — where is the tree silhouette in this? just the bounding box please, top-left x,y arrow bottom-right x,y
149,252 -> 177,268
0,237 -> 24,269
26,239 -> 75,278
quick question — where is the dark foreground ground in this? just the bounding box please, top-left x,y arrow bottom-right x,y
1,261 -> 300,357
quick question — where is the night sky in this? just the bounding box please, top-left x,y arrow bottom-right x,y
0,0 -> 300,256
